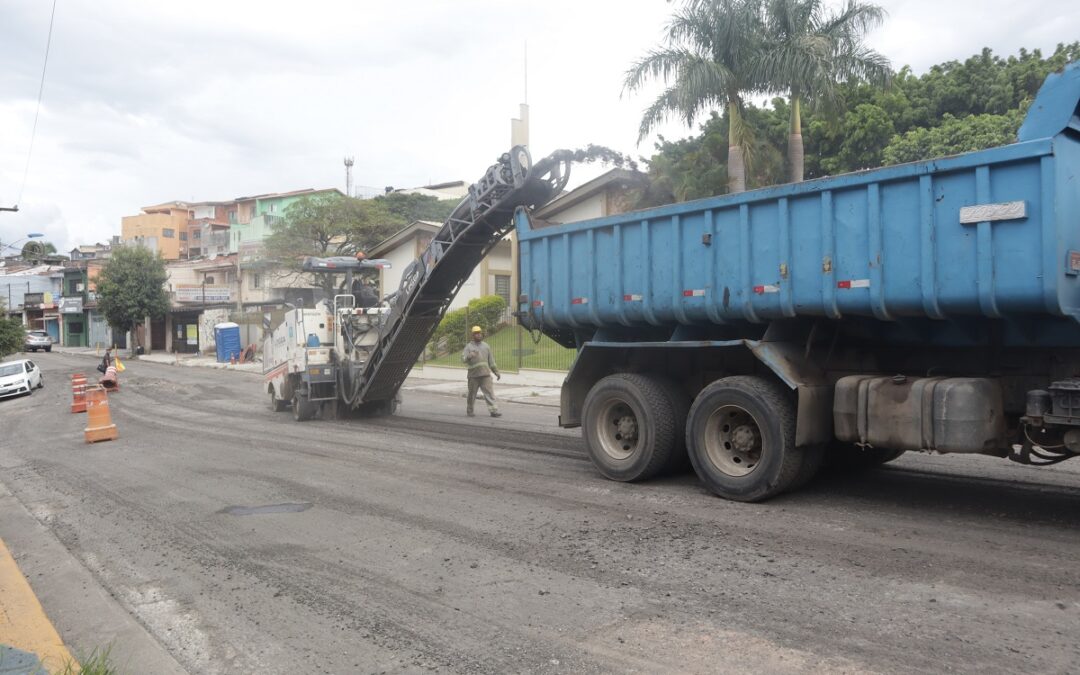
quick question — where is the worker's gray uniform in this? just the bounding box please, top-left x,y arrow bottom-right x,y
462,340 -> 500,415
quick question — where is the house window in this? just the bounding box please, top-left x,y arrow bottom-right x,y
494,274 -> 511,305
179,232 -> 188,241
204,276 -> 215,284
68,322 -> 83,334
228,210 -> 237,224
249,273 -> 262,290
162,228 -> 175,238
193,230 -> 201,239
268,203 -> 277,213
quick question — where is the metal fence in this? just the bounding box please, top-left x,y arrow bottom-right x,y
418,322 -> 576,373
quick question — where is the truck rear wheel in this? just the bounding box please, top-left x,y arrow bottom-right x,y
686,376 -> 801,502
582,374 -> 680,482
292,391 -> 315,422
269,387 -> 286,413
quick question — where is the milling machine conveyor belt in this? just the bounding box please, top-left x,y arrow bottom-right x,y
354,146 -> 571,405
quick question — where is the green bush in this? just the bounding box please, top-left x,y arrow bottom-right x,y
0,313 -> 24,358
430,295 -> 507,354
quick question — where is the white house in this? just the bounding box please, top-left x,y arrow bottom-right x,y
370,221 -> 515,313
369,168 -> 650,317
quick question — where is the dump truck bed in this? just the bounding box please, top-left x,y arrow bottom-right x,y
517,64 -> 1080,339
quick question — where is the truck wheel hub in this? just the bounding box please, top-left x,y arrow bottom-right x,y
731,425 -> 759,454
616,416 -> 638,441
704,405 -> 763,477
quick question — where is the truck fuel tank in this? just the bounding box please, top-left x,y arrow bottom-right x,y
834,375 -> 1006,454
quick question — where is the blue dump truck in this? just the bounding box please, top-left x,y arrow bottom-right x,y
516,61 -> 1080,501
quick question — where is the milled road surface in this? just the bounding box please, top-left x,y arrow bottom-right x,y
2,353 -> 1080,674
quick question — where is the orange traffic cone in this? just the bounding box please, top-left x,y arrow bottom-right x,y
71,374 -> 87,413
84,385 -> 118,444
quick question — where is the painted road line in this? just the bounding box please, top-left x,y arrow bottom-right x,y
0,538 -> 77,673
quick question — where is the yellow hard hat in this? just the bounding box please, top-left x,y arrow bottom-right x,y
471,325 -> 483,333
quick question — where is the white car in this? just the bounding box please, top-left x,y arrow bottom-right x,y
0,359 -> 44,399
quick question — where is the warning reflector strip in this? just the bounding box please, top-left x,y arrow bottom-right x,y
682,289 -> 706,297
837,279 -> 871,289
571,297 -> 589,305
532,300 -> 544,307
623,294 -> 643,302
753,285 -> 780,294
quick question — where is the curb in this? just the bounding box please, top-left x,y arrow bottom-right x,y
0,538 -> 76,673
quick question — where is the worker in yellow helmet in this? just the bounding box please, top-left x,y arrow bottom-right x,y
461,325 -> 501,417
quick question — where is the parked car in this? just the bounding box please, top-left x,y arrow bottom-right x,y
23,330 -> 52,352
0,359 -> 43,399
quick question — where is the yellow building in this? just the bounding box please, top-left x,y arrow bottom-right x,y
120,201 -> 192,260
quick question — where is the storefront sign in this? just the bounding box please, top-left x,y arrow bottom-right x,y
59,297 -> 83,314
175,284 -> 232,303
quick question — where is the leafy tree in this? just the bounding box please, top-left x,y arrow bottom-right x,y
95,246 -> 170,349
758,0 -> 890,182
642,43 -> 1080,195
882,109 -> 1024,165
374,192 -> 457,224
625,0 -> 767,193
806,43 -> 1080,174
641,102 -> 787,205
264,193 -> 407,296
0,298 -> 23,358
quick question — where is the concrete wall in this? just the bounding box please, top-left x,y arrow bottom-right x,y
198,308 -> 231,354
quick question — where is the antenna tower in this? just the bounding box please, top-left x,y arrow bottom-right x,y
344,156 -> 355,197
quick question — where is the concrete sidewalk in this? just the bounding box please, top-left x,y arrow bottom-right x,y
51,347 -> 562,408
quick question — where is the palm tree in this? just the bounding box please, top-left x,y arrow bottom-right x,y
759,0 -> 891,182
625,0 -> 766,194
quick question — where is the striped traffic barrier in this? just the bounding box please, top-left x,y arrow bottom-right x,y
70,374 -> 87,413
83,385 -> 118,444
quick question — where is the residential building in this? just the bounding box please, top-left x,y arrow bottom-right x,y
0,266 -> 63,341
121,201 -> 193,260
57,261 -> 114,348
229,188 -> 345,254
163,256 -> 239,354
163,256 -> 323,355
187,202 -> 235,259
68,238 -> 118,261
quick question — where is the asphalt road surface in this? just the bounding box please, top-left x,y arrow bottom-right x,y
2,353 -> 1079,674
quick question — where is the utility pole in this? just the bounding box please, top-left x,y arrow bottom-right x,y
344,157 -> 354,198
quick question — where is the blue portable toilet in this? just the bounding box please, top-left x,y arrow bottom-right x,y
214,322 -> 242,363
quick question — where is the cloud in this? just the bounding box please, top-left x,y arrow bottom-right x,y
1,0 -> 1078,253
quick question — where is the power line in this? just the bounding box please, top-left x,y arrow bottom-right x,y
16,0 -> 58,208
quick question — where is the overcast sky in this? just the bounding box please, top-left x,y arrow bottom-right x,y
1,0 -> 1078,254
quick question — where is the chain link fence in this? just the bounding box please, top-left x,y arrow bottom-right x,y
418,307 -> 575,373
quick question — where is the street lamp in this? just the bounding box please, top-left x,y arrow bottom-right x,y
0,232 -> 44,256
